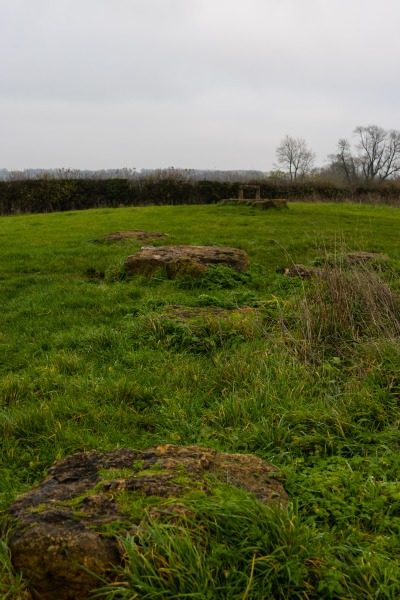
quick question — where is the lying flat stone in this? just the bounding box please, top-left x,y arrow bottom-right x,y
278,264 -> 322,279
252,199 -> 288,209
8,445 -> 287,600
163,304 -> 256,321
124,245 -> 249,278
149,305 -> 259,343
345,251 -> 388,265
223,198 -> 288,208
279,253 -> 389,279
95,230 -> 169,243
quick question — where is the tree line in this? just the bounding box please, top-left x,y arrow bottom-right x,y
275,124 -> 400,184
1,124 -> 400,215
1,172 -> 400,215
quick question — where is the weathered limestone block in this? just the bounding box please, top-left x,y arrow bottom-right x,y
124,245 -> 249,277
8,445 -> 287,600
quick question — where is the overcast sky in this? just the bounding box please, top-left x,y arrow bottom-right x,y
1,0 -> 399,172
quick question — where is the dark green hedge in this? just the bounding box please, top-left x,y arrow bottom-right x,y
1,177 -> 399,215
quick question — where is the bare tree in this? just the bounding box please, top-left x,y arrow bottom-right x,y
328,138 -> 359,185
275,135 -> 315,181
354,125 -> 400,181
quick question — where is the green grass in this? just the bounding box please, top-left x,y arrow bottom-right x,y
1,202 -> 400,598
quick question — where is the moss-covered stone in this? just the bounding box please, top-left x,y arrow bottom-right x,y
124,245 -> 249,278
7,445 -> 287,600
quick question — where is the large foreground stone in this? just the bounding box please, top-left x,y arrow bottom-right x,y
8,445 -> 287,600
124,245 -> 249,277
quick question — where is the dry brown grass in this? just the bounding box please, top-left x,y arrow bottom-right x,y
282,257 -> 400,362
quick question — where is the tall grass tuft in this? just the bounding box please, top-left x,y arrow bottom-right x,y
92,494 -> 327,599
282,256 -> 400,362
0,538 -> 31,599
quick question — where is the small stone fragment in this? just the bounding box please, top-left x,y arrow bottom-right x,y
278,264 -> 322,279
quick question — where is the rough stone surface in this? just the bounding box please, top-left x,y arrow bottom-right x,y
95,230 -> 169,243
124,245 -> 249,277
252,199 -> 288,209
8,445 -> 287,600
224,198 -> 288,209
345,251 -> 388,265
279,253 -> 388,280
278,264 -> 322,279
163,304 -> 256,321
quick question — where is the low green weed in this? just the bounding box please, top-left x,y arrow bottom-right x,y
0,538 -> 31,599
278,260 -> 400,363
92,492 -> 324,599
93,489 -> 400,599
177,264 -> 252,290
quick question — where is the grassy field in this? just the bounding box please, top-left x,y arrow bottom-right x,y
1,202 -> 400,598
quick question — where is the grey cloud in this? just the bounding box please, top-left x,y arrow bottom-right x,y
1,0 -> 400,170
